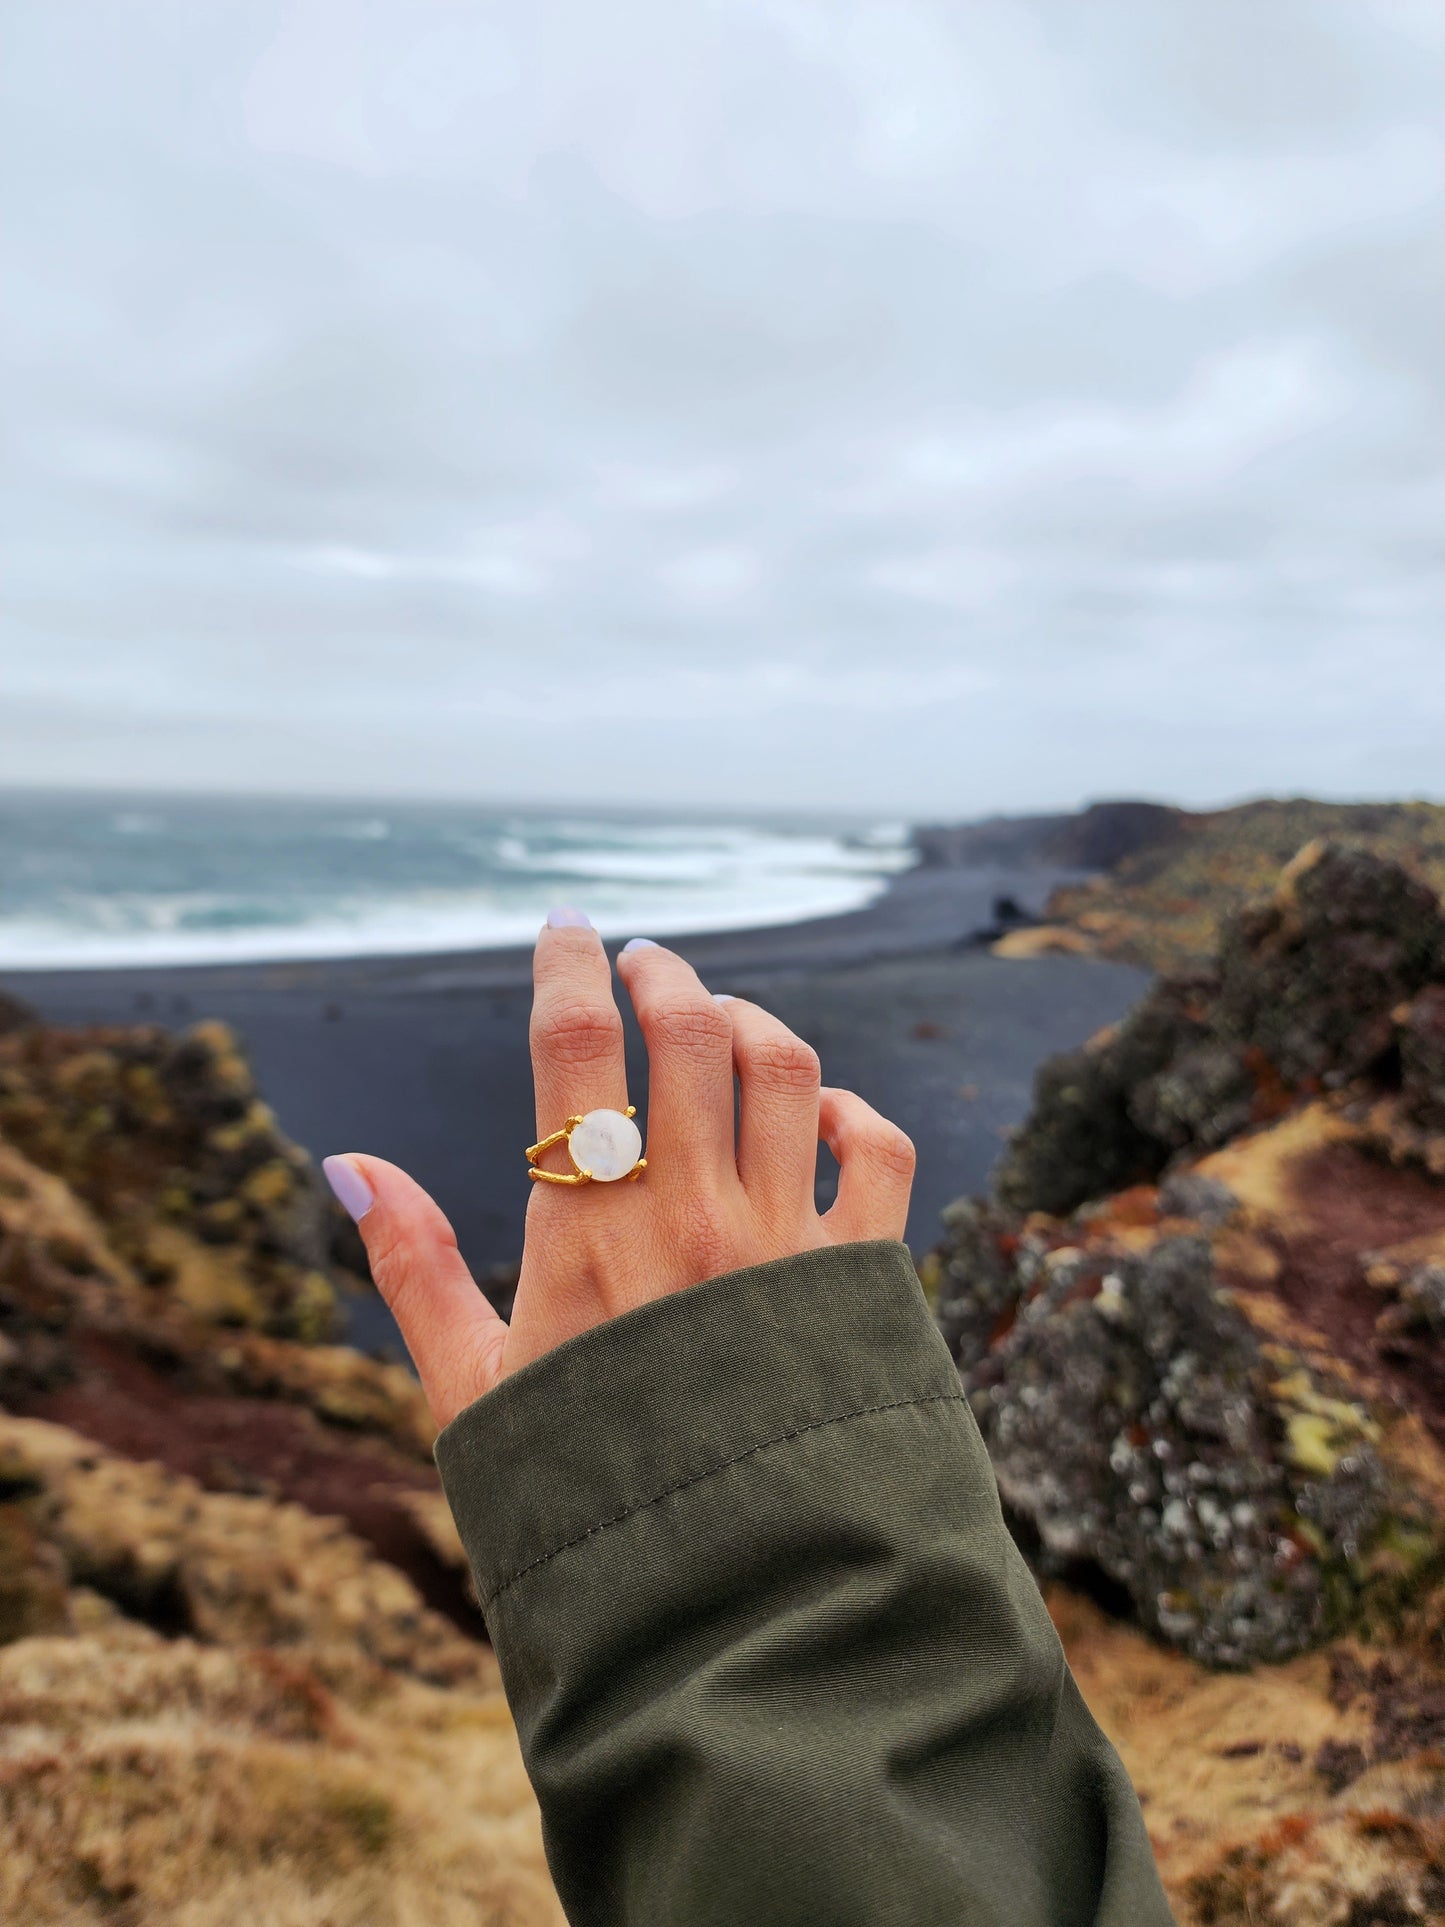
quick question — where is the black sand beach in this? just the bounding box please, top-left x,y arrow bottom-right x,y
3,864 -> 1149,1350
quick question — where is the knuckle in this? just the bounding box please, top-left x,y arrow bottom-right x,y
871,1125 -> 917,1181
534,998 -> 624,1068
650,997 -> 732,1057
744,1033 -> 820,1093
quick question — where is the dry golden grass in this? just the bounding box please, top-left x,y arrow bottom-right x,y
1055,1589 -> 1445,1925
0,1627 -> 561,1926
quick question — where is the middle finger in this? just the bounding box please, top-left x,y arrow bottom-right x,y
530,914 -> 630,1142
615,940 -> 736,1176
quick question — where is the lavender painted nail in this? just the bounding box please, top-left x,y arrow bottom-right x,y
621,937 -> 659,953
323,1155 -> 374,1222
547,906 -> 593,929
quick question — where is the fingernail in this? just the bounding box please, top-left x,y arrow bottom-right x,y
712,991 -> 736,1003
323,1155 -> 374,1222
621,937 -> 658,953
547,906 -> 592,929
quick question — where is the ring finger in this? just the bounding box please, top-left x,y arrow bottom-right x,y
615,940 -> 736,1178
716,995 -> 821,1219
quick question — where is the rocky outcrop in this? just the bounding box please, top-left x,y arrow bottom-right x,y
0,1413 -> 475,1683
927,844 -> 1445,1672
0,1014 -> 368,1340
934,1171 -> 1431,1669
996,842 -> 1445,1217
0,1106 -> 470,1644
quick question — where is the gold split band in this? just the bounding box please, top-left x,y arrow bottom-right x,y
525,1106 -> 648,1185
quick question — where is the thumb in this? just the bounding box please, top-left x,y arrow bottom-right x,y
323,1153 -> 507,1427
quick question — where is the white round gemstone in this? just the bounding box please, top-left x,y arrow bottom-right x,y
569,1108 -> 643,1182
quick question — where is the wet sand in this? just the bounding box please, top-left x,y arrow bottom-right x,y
3,865 -> 1150,1348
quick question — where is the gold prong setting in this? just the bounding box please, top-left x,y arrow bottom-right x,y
526,1105 -> 646,1185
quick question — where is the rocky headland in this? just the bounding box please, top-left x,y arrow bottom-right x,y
971,795 -> 1445,973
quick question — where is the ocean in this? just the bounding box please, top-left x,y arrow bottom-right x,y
0,791 -> 915,970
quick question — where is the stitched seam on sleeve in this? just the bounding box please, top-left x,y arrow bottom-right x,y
480,1388 -> 966,1608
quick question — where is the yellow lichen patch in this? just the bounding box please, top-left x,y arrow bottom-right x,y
238,1159 -> 299,1209
0,1142 -> 141,1302
143,1222 -> 275,1328
1269,1372 -> 1381,1479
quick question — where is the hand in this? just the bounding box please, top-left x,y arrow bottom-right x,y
324,917 -> 916,1429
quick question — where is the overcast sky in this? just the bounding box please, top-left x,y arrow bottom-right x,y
2,1 -> 1443,817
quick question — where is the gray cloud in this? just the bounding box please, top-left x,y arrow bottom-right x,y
2,0 -> 1443,814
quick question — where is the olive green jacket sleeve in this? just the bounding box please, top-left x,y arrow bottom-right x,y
434,1240 -> 1173,1927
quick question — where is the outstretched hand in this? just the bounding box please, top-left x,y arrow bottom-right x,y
324,915 -> 916,1429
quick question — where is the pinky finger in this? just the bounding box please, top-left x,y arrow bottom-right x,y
818,1087 -> 916,1243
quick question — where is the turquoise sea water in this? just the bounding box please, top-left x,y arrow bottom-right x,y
0,792 -> 914,969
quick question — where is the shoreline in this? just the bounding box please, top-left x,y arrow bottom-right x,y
0,856 -> 1077,997
2,861 -> 1148,1349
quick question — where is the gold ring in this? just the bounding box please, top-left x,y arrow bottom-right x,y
526,1106 -> 647,1186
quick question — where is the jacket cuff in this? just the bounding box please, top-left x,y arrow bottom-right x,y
433,1239 -> 962,1611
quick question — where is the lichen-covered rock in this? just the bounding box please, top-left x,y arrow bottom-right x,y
1215,840 -> 1445,1085
0,1017 -> 365,1338
932,842 -> 1445,1671
996,843 -> 1445,1215
955,1223 -> 1396,1667
0,1414 -> 477,1686
994,977 -> 1232,1214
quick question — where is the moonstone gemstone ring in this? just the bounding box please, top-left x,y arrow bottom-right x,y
525,1106 -> 647,1186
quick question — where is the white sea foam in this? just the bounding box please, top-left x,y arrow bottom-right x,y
0,803 -> 916,970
